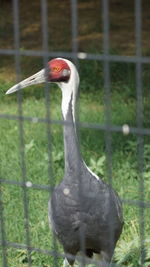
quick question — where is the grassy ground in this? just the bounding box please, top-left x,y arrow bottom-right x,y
0,60 -> 150,266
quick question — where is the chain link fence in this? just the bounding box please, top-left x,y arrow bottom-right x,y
0,0 -> 150,266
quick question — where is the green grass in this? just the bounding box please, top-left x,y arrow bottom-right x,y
0,65 -> 150,267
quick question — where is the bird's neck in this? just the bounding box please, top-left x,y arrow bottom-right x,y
62,89 -> 83,177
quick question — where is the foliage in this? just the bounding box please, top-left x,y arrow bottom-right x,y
114,236 -> 150,267
89,155 -> 106,176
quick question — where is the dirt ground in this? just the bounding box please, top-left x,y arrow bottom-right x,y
0,0 -> 150,56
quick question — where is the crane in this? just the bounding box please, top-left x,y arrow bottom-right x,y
6,58 -> 123,267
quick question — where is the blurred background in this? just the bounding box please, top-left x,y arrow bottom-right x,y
0,0 -> 150,266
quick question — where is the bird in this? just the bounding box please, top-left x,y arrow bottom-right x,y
6,58 -> 123,267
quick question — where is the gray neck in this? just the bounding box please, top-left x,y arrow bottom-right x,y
63,94 -> 83,177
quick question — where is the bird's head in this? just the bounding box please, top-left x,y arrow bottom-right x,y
47,58 -> 71,83
6,58 -> 79,95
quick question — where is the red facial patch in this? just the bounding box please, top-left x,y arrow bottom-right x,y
47,59 -> 71,82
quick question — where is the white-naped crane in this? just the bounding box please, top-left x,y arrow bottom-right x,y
6,58 -> 123,267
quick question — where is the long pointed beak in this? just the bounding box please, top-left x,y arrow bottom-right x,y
6,69 -> 46,95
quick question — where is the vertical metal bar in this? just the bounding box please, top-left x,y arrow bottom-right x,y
12,0 -> 32,266
0,184 -> 8,267
70,1 -> 86,266
102,0 -> 115,255
135,0 -> 145,265
70,0 -> 78,64
102,0 -> 112,183
40,0 -> 58,266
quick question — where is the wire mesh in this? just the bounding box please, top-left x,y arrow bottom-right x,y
0,0 -> 150,266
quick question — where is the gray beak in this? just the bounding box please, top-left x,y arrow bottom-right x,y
6,69 -> 46,95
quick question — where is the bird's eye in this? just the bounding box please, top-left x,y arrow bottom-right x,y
52,66 -> 61,72
62,69 -> 70,77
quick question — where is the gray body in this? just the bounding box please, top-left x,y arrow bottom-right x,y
48,97 -> 123,266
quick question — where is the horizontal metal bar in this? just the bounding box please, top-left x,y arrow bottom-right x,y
0,178 -> 52,191
1,49 -> 150,64
0,178 -> 149,209
0,113 -> 150,136
3,240 -> 62,257
122,199 -> 150,209
0,49 -> 72,59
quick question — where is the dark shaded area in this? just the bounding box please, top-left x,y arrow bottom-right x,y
0,0 -> 150,55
